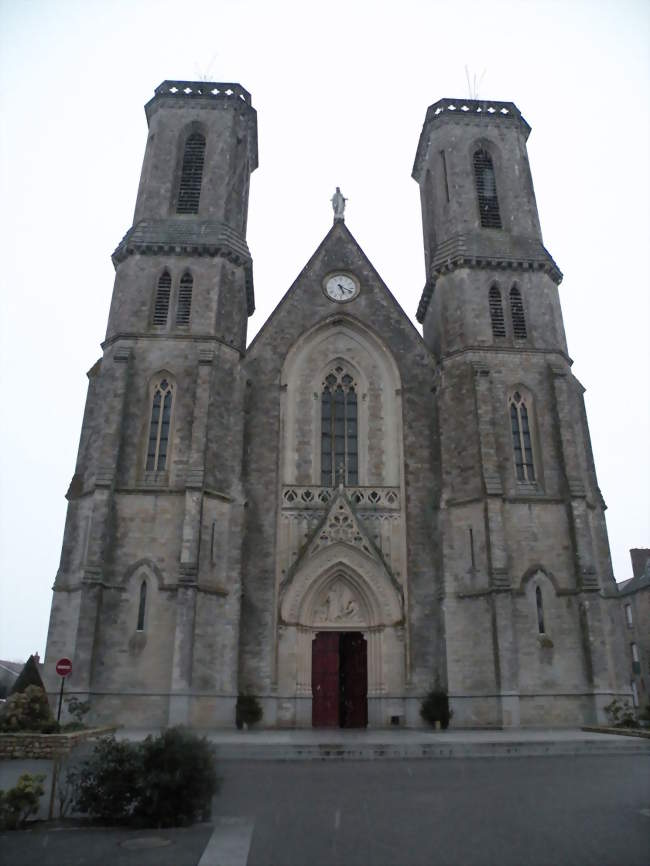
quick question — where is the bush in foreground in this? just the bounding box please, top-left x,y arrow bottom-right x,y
0,773 -> 46,830
72,728 -> 218,826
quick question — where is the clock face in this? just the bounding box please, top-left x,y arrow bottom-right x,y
324,273 -> 359,302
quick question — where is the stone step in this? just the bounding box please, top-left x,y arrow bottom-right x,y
213,737 -> 650,762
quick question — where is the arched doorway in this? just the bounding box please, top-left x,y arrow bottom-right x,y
312,631 -> 368,727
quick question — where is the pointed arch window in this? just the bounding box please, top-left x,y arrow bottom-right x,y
473,148 -> 502,228
489,285 -> 506,338
136,580 -> 147,631
536,585 -> 545,634
176,133 -> 206,214
146,377 -> 174,472
509,390 -> 536,482
510,286 -> 527,339
176,272 -> 193,325
321,366 -> 358,487
153,270 -> 171,325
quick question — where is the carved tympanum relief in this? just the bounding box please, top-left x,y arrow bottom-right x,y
314,580 -> 362,624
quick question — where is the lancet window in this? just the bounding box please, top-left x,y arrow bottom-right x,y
153,270 -> 171,325
176,272 -> 193,325
489,285 -> 506,338
536,586 -> 545,634
509,286 -> 528,339
509,390 -> 536,482
146,377 -> 174,472
321,366 -> 358,487
136,580 -> 147,631
176,133 -> 206,214
473,148 -> 502,228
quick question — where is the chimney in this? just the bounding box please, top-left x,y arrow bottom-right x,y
629,548 -> 650,579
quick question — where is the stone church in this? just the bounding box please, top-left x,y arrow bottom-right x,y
44,81 -> 630,729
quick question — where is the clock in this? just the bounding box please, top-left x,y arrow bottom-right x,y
324,273 -> 359,302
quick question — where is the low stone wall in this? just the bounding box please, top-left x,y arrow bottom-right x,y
0,726 -> 116,759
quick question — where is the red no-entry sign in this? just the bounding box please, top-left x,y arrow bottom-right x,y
55,657 -> 73,677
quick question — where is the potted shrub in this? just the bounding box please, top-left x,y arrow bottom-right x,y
235,694 -> 263,730
420,688 -> 451,730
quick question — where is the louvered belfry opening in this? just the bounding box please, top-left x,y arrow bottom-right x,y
176,272 -> 193,325
489,285 -> 506,338
473,148 -> 502,228
509,286 -> 528,339
153,271 -> 171,325
176,133 -> 206,214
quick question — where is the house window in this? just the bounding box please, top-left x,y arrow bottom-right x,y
631,680 -> 639,708
509,286 -> 528,339
146,377 -> 174,472
536,586 -> 545,634
176,133 -> 206,214
625,604 -> 633,628
153,270 -> 171,325
321,366 -> 358,487
136,580 -> 147,631
176,272 -> 193,325
489,285 -> 506,338
473,148 -> 502,228
509,390 -> 536,482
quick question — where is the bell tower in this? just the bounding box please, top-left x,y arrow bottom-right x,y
45,82 -> 258,727
412,99 -> 627,727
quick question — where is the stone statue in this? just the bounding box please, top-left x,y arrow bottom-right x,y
331,187 -> 347,222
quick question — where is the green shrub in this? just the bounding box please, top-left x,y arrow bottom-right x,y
420,689 -> 451,729
236,695 -> 263,729
0,773 -> 46,830
0,685 -> 57,732
604,698 -> 639,729
60,695 -> 91,731
73,736 -> 143,822
137,728 -> 218,826
73,728 -> 218,826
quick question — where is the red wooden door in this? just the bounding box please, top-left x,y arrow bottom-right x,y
312,632 -> 339,727
340,632 -> 368,728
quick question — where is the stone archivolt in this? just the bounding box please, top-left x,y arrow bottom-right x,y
279,490 -> 403,629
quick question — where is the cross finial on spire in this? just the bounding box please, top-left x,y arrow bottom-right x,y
331,187 -> 346,222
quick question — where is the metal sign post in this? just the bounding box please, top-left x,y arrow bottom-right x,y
55,657 -> 73,722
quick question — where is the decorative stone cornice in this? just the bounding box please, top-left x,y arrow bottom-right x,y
145,80 -> 258,172
416,233 -> 563,323
112,218 -> 255,315
412,98 -> 531,183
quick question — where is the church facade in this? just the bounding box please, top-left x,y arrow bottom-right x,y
44,81 -> 630,728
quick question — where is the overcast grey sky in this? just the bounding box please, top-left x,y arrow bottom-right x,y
0,0 -> 648,661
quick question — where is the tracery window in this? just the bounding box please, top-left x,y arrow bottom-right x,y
176,272 -> 193,325
509,390 -> 536,482
176,132 -> 206,214
509,286 -> 528,339
136,580 -> 147,631
473,148 -> 502,228
153,270 -> 171,325
146,377 -> 174,472
489,285 -> 506,338
321,366 -> 358,487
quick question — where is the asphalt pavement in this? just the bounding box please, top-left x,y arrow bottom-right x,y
2,754 -> 649,866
